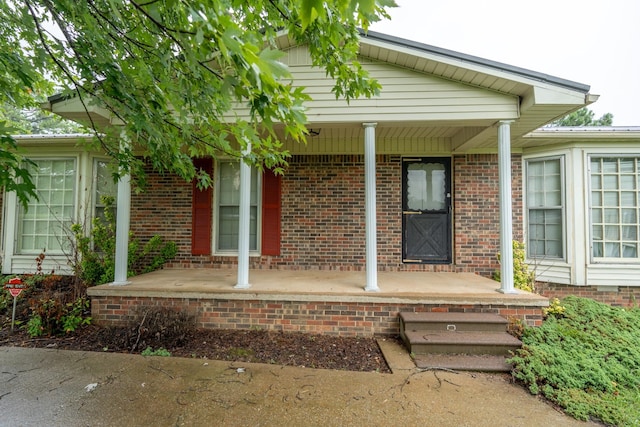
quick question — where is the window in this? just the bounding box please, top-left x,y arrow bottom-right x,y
17,159 -> 76,254
590,157 -> 640,259
94,159 -> 117,220
526,157 -> 564,259
216,161 -> 259,252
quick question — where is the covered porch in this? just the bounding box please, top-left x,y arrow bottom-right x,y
88,269 -> 548,336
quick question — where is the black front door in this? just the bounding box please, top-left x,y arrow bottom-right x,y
402,157 -> 452,264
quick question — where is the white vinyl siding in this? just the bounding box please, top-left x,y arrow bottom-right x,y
17,159 -> 76,254
215,161 -> 259,252
526,157 -> 565,259
229,46 -> 519,125
590,157 -> 640,260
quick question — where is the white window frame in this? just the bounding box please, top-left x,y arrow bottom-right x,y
93,158 -> 117,220
213,160 -> 262,255
16,157 -> 78,256
588,155 -> 640,263
524,155 -> 566,261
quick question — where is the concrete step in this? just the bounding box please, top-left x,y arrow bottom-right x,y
403,330 -> 522,356
413,354 -> 514,372
399,312 -> 508,333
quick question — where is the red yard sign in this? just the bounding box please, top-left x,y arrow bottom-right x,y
5,277 -> 26,297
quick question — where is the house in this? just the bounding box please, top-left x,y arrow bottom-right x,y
2,31 -> 638,336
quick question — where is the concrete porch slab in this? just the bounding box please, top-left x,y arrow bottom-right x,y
87,268 -> 548,307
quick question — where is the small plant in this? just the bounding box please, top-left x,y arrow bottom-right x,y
494,240 -> 536,292
507,317 -> 525,338
26,297 -> 91,337
61,298 -> 92,333
228,347 -> 255,358
141,346 -> 171,357
542,297 -> 565,319
26,314 -> 44,337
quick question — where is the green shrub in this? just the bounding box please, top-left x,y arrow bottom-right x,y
494,240 -> 536,292
509,297 -> 640,425
72,196 -> 177,286
26,297 -> 91,337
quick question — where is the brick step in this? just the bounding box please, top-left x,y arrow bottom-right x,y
413,354 -> 514,373
399,312 -> 508,333
403,330 -> 522,356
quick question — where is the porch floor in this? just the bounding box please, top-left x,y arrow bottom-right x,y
87,269 -> 548,307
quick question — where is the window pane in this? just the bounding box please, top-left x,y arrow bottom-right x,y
407,163 -> 446,211
603,191 -> 619,206
603,175 -> 618,190
620,158 -> 635,173
621,175 -> 635,190
623,244 -> 637,258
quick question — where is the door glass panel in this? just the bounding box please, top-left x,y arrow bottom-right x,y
406,163 -> 446,211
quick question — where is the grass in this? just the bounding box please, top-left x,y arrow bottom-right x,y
509,296 -> 640,426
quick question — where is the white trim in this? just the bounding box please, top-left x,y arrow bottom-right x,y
213,159 -> 262,256
523,155 -> 567,261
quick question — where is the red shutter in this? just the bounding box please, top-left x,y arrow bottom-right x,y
191,158 -> 213,255
262,169 -> 281,256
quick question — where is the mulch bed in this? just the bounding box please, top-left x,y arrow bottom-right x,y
0,324 -> 395,373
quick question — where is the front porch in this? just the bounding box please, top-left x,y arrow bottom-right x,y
88,269 -> 548,336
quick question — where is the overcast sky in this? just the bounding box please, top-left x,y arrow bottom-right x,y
370,0 -> 639,126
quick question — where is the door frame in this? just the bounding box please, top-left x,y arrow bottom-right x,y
402,157 -> 453,264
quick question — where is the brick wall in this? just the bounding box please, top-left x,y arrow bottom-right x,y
131,154 -> 524,277
539,283 -> 640,308
453,154 -> 523,277
91,295 -> 543,337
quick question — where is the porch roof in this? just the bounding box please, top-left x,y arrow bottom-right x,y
87,269 -> 548,307
44,31 -> 595,154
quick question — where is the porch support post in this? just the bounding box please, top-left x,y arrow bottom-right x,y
363,122 -> 379,292
113,133 -> 131,285
234,143 -> 252,289
497,120 -> 517,293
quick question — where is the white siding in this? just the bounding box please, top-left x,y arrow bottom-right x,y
533,262 -> 573,285
587,265 -> 640,286
230,46 -> 519,124
9,255 -> 73,275
290,60 -> 519,123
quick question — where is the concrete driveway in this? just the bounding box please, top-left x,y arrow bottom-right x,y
0,342 -> 594,426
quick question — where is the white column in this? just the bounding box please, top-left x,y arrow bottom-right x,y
497,120 -> 517,293
363,123 -> 379,292
112,135 -> 131,285
234,144 -> 252,289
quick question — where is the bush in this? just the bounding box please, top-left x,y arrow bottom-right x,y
26,297 -> 91,337
494,240 -> 535,292
509,297 -> 640,425
72,196 -> 177,286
